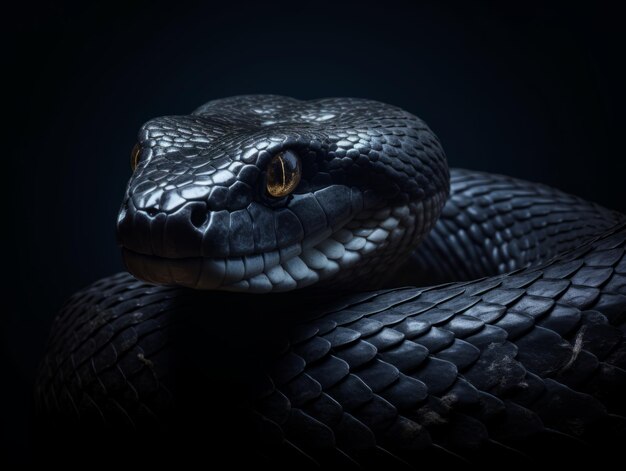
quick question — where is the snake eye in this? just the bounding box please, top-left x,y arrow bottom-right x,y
266,150 -> 302,198
130,143 -> 141,171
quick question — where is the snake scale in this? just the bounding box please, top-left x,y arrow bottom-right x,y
36,96 -> 626,467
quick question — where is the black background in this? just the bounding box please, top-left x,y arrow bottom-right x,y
4,0 -> 625,461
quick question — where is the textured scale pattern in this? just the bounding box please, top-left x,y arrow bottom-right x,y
37,176 -> 626,466
408,169 -> 624,284
36,96 -> 626,466
238,222 -> 626,465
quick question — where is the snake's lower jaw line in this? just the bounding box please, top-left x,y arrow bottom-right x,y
120,196 -> 444,293
121,241 -> 333,293
121,248 -> 203,287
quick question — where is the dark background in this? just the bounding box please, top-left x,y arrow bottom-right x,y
4,0 -> 625,461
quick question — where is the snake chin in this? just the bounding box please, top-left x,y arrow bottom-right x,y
122,194 -> 445,293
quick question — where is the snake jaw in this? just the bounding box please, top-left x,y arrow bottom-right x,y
117,95 -> 450,292
120,190 -> 447,293
221,198 -> 442,292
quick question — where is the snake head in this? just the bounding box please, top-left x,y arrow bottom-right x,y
117,95 -> 449,292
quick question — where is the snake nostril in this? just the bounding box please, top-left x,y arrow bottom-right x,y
146,208 -> 158,217
190,204 -> 209,228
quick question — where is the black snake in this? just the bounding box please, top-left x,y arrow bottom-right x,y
36,96 -> 626,466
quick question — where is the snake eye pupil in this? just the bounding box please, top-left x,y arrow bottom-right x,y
130,143 -> 142,171
266,150 -> 302,198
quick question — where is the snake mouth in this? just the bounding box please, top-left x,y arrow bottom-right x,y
121,204 -> 415,293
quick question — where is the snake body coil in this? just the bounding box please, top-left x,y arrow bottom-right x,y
37,96 -> 626,466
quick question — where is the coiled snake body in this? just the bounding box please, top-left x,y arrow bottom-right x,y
37,96 -> 626,466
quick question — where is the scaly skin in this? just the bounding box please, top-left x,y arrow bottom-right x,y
36,96 -> 626,467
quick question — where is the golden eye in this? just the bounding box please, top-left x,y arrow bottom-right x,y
266,150 -> 302,198
130,143 -> 141,171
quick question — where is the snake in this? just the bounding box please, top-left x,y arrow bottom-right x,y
36,95 -> 626,466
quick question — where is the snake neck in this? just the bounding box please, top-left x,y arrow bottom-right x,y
324,189 -> 449,290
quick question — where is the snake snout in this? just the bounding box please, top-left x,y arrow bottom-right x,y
117,198 -> 212,259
